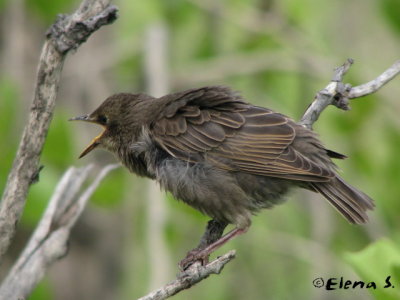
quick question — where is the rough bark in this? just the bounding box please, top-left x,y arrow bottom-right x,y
300,59 -> 400,129
0,0 -> 118,265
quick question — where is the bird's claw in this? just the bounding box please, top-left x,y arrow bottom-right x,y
178,249 -> 210,271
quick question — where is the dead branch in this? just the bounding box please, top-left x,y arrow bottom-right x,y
300,59 -> 400,129
348,60 -> 400,98
0,0 -> 118,264
138,251 -> 236,300
0,164 -> 119,300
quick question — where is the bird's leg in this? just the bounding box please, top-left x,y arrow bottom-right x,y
179,219 -> 226,270
197,219 -> 228,249
179,222 -> 247,271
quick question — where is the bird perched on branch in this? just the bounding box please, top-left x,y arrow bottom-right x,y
70,86 -> 374,269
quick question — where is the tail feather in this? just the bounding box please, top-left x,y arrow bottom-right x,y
311,176 -> 374,224
326,149 -> 347,160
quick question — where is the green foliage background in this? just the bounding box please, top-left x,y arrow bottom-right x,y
0,0 -> 399,299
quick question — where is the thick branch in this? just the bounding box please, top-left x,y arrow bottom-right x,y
300,59 -> 400,129
138,250 -> 236,300
0,0 -> 117,264
0,164 -> 119,300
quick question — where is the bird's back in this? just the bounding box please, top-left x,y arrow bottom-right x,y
117,86 -> 374,225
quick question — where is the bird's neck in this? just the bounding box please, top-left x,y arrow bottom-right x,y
117,127 -> 167,179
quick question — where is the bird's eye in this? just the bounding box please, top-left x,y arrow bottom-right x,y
98,115 -> 108,125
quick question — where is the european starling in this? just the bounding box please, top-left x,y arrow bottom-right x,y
70,86 -> 374,269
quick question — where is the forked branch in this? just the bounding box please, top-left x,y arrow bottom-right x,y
300,59 -> 400,129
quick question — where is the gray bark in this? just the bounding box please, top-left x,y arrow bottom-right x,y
0,0 -> 118,265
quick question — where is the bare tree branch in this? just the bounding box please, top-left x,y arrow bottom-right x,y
299,59 -> 400,129
138,250 -> 236,300
0,0 -> 118,264
0,164 -> 119,300
349,60 -> 400,98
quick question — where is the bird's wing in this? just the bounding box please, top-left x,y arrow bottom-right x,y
151,86 -> 334,182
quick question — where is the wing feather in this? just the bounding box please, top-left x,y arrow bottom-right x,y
151,86 -> 334,182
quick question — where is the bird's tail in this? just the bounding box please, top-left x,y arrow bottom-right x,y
311,177 -> 374,224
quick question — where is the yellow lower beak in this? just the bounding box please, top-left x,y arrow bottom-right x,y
79,130 -> 105,158
69,114 -> 106,158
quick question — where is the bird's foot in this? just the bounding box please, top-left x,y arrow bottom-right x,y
179,248 -> 210,271
178,227 -> 248,271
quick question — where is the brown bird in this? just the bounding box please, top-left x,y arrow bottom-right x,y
70,86 -> 374,269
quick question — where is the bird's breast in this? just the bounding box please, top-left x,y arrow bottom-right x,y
120,150 -> 154,178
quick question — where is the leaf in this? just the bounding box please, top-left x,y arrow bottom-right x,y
344,239 -> 400,300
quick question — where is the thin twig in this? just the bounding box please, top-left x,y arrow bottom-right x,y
138,250 -> 236,300
0,164 -> 119,300
299,59 -> 400,129
331,58 -> 353,81
0,0 -> 118,265
349,60 -> 400,98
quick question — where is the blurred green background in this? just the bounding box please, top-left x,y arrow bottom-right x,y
1,0 -> 400,299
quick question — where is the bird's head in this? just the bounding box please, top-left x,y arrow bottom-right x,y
70,93 -> 155,158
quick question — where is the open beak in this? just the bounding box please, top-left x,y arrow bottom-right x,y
69,114 -> 105,158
